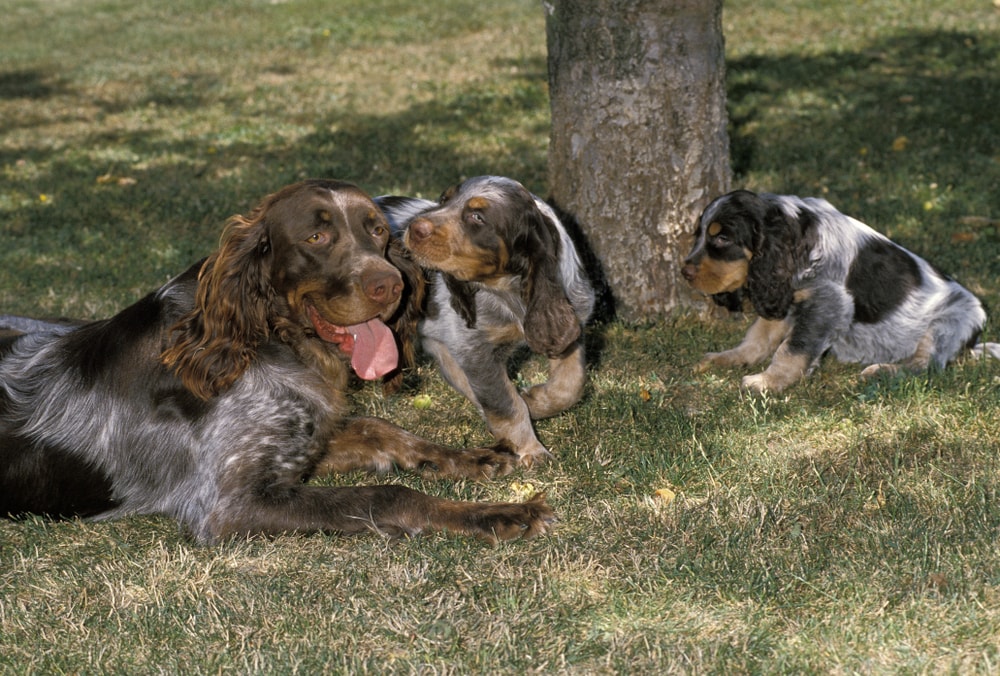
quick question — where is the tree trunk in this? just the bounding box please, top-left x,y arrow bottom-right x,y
545,0 -> 730,322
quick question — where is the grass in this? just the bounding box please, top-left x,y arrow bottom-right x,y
2,0 -> 1000,672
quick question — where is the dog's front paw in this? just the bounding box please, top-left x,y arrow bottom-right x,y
469,493 -> 555,544
694,352 -> 724,373
422,442 -> 519,480
741,372 -> 773,395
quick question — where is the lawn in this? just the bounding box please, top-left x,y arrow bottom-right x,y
2,0 -> 1000,672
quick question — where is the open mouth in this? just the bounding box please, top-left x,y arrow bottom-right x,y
306,304 -> 399,380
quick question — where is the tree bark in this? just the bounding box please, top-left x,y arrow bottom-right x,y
545,0 -> 730,322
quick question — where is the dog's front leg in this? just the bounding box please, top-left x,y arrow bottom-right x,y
210,485 -> 554,543
317,416 -> 519,480
696,317 -> 791,372
522,340 -> 586,419
741,288 -> 847,394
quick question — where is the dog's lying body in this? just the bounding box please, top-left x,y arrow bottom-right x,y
0,180 -> 552,543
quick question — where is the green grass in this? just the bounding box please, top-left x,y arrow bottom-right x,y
2,0 -> 1000,672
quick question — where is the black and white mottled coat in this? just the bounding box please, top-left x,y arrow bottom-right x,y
682,190 -> 992,393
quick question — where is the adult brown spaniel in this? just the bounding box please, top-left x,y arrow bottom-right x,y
0,180 -> 552,544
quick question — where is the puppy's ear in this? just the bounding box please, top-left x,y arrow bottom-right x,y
382,239 -> 426,394
746,200 -> 802,319
512,203 -> 581,357
161,212 -> 273,399
444,274 -> 478,328
711,290 -> 745,313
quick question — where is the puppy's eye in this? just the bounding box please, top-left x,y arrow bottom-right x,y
371,225 -> 387,238
468,211 -> 485,225
305,232 -> 329,245
712,233 -> 730,246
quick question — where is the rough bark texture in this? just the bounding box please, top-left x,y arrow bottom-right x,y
545,0 -> 730,322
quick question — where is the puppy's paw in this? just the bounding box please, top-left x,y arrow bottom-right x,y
516,444 -> 553,470
694,352 -> 724,373
741,372 -> 774,395
860,363 -> 900,379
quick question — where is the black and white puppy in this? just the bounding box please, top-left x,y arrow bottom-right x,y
682,190 -> 992,393
376,176 -> 595,463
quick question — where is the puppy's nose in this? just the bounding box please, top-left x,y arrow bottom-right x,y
681,264 -> 697,282
408,218 -> 434,244
363,268 -> 403,305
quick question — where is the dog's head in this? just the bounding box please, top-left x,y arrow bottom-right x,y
682,190 -> 812,319
402,176 -> 581,357
163,180 -> 420,398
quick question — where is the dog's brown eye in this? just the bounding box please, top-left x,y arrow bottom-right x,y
469,212 -> 485,225
371,225 -> 387,238
305,232 -> 329,245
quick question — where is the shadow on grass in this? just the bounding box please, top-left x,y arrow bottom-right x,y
2,29 -> 998,308
0,70 -> 65,100
728,30 -> 998,238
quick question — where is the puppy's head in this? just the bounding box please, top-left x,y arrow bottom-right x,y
404,176 -> 581,357
682,190 -> 813,320
681,190 -> 763,296
401,176 -> 528,281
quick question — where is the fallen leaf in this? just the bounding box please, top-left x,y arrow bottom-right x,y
958,215 -> 1000,228
510,481 -> 536,500
653,488 -> 676,505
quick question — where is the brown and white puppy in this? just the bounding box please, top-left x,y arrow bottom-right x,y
377,176 -> 595,463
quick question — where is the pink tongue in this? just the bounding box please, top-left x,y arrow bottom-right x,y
308,305 -> 399,380
346,318 -> 399,380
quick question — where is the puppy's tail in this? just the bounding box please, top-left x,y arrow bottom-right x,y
970,342 -> 1000,360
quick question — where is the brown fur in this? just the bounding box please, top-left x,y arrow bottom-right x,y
0,180 -> 553,544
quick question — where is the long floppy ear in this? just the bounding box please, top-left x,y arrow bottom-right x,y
443,274 -> 478,328
161,212 -> 273,399
514,204 -> 581,357
746,200 -> 803,320
711,290 -> 745,313
381,238 -> 426,394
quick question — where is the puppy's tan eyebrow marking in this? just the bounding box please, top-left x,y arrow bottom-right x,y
708,222 -> 722,237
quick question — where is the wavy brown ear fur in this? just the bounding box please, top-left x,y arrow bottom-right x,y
161,212 -> 273,399
382,239 -> 426,394
515,204 -> 580,358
